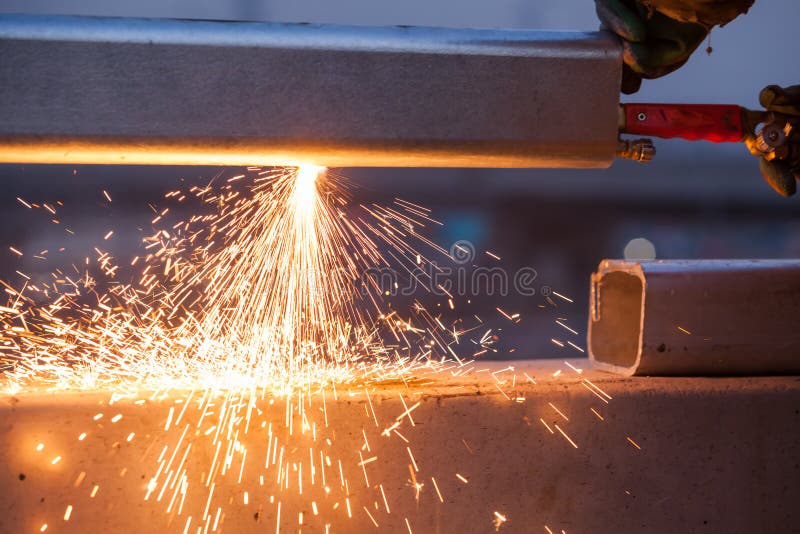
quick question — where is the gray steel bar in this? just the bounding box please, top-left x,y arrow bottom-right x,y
588,259 -> 800,376
0,14 -> 622,167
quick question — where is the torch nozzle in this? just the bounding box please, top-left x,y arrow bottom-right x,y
615,138 -> 655,163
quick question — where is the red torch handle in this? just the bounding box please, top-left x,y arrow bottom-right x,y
621,103 -> 746,143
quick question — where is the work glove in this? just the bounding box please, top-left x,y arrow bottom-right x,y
595,0 -> 707,93
749,85 -> 800,197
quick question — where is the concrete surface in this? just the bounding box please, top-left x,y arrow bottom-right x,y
1,359 -> 799,533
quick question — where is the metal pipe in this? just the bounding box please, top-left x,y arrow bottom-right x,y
0,14 -> 622,167
587,259 -> 800,376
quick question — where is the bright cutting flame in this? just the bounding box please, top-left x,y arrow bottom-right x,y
293,164 -> 322,216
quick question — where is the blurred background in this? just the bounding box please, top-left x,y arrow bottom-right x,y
0,0 -> 798,358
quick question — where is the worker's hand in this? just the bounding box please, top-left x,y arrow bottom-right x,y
751,85 -> 800,197
595,0 -> 708,93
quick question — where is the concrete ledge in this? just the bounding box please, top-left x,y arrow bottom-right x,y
1,359 -> 799,533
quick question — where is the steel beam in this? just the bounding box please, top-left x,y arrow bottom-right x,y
0,14 -> 622,167
588,259 -> 800,376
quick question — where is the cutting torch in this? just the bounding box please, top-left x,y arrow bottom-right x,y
618,103 -> 795,164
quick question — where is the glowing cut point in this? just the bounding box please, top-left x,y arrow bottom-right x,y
296,164 -> 325,183
293,165 -> 325,217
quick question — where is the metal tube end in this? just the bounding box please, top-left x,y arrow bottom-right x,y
588,259 -> 800,376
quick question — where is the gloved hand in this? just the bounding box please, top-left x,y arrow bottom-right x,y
595,0 -> 752,94
750,85 -> 800,196
595,0 -> 706,93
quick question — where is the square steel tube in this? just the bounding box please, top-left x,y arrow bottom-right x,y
588,259 -> 800,376
0,14 -> 622,167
